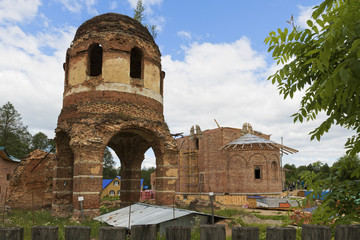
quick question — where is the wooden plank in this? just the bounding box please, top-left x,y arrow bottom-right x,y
31,226 -> 58,240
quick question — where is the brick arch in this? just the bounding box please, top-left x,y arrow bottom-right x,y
269,154 -> 280,182
249,153 -> 268,185
227,154 -> 247,193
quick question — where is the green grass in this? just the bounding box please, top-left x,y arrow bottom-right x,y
252,214 -> 289,221
213,208 -> 246,218
0,209 -> 107,240
100,196 -> 120,201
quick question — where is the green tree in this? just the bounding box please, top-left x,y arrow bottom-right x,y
301,156 -> 360,225
103,147 -> 118,179
141,167 -> 155,189
0,102 -> 31,158
31,132 -> 55,152
133,0 -> 158,38
265,0 -> 360,155
266,0 -> 360,225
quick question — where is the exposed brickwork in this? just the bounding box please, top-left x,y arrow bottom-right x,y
53,13 -> 178,217
6,150 -> 55,209
176,125 -> 283,195
0,156 -> 18,203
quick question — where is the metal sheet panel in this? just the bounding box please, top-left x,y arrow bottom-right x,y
94,202 -> 225,229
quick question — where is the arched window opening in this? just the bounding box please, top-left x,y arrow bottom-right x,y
271,161 -> 278,181
88,43 -> 103,77
195,138 -> 199,150
64,53 -> 69,85
130,47 -> 143,78
254,166 -> 261,179
113,180 -> 119,186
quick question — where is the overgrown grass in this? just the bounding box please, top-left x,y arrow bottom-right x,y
236,213 -> 301,240
100,196 -> 120,201
0,209 -> 107,240
252,214 -> 289,221
214,208 -> 246,218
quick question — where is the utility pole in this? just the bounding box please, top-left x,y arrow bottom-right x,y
280,137 -> 284,191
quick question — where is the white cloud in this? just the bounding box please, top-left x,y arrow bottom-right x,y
177,31 -> 192,41
162,37 -> 354,167
57,0 -> 98,14
127,0 -> 162,9
109,1 -> 117,10
0,0 -> 41,23
297,5 -> 315,29
0,23 -> 76,138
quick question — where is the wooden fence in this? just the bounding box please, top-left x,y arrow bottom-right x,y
1,224 -> 359,240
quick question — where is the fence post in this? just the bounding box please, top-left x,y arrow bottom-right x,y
31,226 -> 58,240
65,226 -> 91,240
200,224 -> 225,240
335,225 -> 360,240
266,226 -> 296,240
232,226 -> 259,240
166,226 -> 191,240
99,226 -> 127,240
0,227 -> 24,240
301,224 -> 331,240
131,225 -> 157,240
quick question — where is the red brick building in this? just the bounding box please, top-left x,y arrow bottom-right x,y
175,123 -> 297,202
0,147 -> 20,203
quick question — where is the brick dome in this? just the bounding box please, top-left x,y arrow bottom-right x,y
73,13 -> 156,45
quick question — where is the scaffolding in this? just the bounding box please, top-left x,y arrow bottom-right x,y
179,147 -> 199,193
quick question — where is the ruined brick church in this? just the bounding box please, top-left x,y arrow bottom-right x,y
175,123 -> 297,205
52,13 -> 178,217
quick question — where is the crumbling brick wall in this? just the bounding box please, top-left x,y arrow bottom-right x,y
0,157 -> 18,203
6,150 -> 54,209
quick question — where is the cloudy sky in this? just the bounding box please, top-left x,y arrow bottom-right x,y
0,0 -> 354,168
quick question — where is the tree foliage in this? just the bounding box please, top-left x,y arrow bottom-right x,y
301,155 -> 360,225
0,102 -> 32,158
141,167 -> 155,189
133,0 -> 158,39
265,0 -> 360,155
31,132 -> 55,152
103,147 -> 118,179
284,162 -> 330,187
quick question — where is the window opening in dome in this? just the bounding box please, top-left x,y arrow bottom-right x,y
130,47 -> 143,78
88,43 -> 103,77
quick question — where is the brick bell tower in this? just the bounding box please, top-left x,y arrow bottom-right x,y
52,13 -> 178,217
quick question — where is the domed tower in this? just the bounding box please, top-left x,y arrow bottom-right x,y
52,13 -> 178,217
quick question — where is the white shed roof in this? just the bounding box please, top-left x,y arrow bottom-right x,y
94,202 -> 224,228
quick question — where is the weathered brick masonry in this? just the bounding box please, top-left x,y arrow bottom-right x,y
7,150 -> 54,209
0,150 -> 19,203
176,123 -> 292,197
53,13 -> 178,218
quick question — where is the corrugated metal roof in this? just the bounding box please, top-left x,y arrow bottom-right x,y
0,147 -> 21,162
94,202 -> 224,228
220,133 -> 298,155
